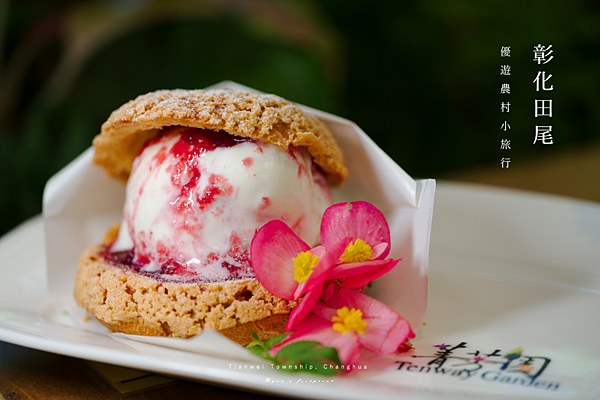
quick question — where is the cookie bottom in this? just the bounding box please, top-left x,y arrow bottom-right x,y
75,242 -> 292,346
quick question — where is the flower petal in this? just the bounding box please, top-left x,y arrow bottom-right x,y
296,238 -> 351,297
286,279 -> 325,331
310,245 -> 326,259
320,281 -> 340,307
371,243 -> 388,260
360,316 -> 414,356
321,202 -> 391,259
311,302 -> 339,322
250,220 -> 309,300
281,315 -> 362,366
336,288 -> 414,356
326,259 -> 392,280
339,259 -> 401,288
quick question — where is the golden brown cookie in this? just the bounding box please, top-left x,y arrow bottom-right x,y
75,226 -> 293,345
93,89 -> 348,185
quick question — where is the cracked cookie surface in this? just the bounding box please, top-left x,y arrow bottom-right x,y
93,89 -> 348,185
74,226 -> 293,345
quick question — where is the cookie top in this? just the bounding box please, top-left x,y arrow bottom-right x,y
93,89 -> 348,185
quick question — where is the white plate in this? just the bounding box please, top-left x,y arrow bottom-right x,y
1,181 -> 599,399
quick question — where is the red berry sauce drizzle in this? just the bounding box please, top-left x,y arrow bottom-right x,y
104,127 -> 255,283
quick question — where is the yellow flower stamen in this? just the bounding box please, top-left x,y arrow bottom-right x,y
293,251 -> 320,283
332,307 -> 367,335
339,239 -> 373,263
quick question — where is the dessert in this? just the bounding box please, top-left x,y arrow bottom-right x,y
75,89 -> 348,345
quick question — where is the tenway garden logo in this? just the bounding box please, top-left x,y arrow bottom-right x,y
396,342 -> 560,391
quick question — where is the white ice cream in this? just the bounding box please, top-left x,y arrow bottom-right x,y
111,127 -> 332,282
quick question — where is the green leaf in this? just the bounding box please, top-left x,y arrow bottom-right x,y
246,333 -> 342,376
275,340 -> 322,360
264,332 -> 291,348
246,336 -> 274,361
275,341 -> 342,366
284,347 -> 339,366
299,346 -> 342,365
246,343 -> 266,356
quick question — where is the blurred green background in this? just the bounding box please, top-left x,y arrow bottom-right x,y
1,0 -> 599,236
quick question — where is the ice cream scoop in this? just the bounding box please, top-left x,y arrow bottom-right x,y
111,126 -> 332,283
76,88 -> 348,343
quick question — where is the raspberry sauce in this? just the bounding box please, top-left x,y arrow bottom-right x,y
107,127 -> 256,283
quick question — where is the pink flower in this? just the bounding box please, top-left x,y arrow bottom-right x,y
250,220 -> 350,331
250,202 -> 412,370
250,201 -> 403,331
277,283 -> 414,367
322,202 -> 401,288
